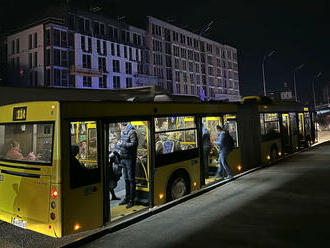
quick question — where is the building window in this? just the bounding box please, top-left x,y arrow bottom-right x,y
54,49 -> 60,66
28,35 -> 32,50
34,32 -> 38,48
191,85 -> 195,95
82,54 -> 91,69
61,50 -> 68,67
110,43 -> 114,56
175,71 -> 180,82
34,52 -> 38,67
83,76 -> 92,87
117,44 -> 120,57
98,57 -> 107,72
99,75 -> 107,88
124,46 -> 127,58
125,62 -> 132,74
113,60 -> 120,73
15,39 -> 19,54
113,76 -> 120,88
184,84 -> 188,94
54,69 -> 61,86
176,84 -> 181,94
81,36 -> 86,51
54,29 -> 60,47
28,53 -> 32,69
126,77 -> 132,88
129,47 -> 132,60
97,40 -> 101,54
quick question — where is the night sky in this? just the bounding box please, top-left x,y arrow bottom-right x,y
1,0 -> 329,104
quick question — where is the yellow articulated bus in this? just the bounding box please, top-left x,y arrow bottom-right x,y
0,97 -> 316,238
0,100 -> 242,237
241,96 -> 316,164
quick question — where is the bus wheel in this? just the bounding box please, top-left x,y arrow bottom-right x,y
270,146 -> 278,161
166,172 -> 190,202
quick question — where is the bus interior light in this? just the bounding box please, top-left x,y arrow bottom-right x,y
51,189 -> 58,199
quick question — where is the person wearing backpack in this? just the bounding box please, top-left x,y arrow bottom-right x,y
202,124 -> 212,179
214,125 -> 233,179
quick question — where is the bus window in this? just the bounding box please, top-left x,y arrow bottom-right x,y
70,121 -> 100,188
289,113 -> 297,135
155,116 -> 197,155
224,114 -> 239,147
260,113 -> 281,141
0,123 -> 54,164
304,112 -> 311,138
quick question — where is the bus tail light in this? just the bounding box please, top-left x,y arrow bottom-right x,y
74,224 -> 81,231
50,213 -> 56,220
51,189 -> 58,199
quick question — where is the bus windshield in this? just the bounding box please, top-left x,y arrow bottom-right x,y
0,122 -> 54,164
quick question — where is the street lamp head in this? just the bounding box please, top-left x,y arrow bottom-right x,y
296,64 -> 304,71
268,50 -> 276,57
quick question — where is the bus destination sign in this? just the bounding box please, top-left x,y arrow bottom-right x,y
13,107 -> 27,121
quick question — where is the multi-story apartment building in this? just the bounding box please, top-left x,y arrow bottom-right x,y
6,7 -> 154,89
146,16 -> 240,101
4,7 -> 239,101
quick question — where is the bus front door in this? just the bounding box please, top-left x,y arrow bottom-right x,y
107,120 -> 151,221
63,120 -> 103,236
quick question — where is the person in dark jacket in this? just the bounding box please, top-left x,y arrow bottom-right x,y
117,122 -> 138,208
202,124 -> 212,179
214,125 -> 233,179
109,150 -> 121,200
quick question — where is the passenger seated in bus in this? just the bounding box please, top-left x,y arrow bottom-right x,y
5,140 -> 36,161
155,134 -> 163,154
70,145 -> 89,187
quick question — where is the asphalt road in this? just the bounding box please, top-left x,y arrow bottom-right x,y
81,142 -> 330,248
1,133 -> 330,248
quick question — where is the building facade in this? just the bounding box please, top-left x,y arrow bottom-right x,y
6,8 -> 151,89
147,16 -> 240,101
5,8 -> 240,101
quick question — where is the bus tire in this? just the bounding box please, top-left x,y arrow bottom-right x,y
166,170 -> 190,202
270,146 -> 278,161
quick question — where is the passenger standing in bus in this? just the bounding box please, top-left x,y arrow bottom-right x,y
117,122 -> 138,209
214,125 -> 233,179
202,124 -> 212,179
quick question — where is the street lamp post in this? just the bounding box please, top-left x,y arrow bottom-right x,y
293,64 -> 304,102
262,50 -> 276,96
312,72 -> 322,109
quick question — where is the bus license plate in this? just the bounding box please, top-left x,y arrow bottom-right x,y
12,218 -> 27,229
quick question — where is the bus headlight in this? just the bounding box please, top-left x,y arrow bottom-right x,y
159,193 -> 164,200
